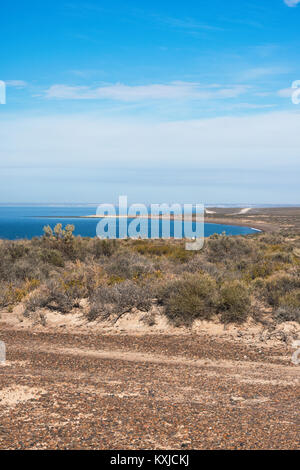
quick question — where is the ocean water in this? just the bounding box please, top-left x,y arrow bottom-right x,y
0,206 -> 258,240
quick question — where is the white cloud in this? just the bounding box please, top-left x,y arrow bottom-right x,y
284,0 -> 300,6
5,80 -> 27,88
157,16 -> 223,32
278,88 -> 293,97
239,67 -> 290,81
0,111 -> 299,170
230,103 -> 276,109
44,82 -> 249,101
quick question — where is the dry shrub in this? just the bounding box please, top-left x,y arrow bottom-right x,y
88,239 -> 116,258
218,280 -> 251,324
207,234 -> 255,263
105,252 -> 155,280
56,261 -> 104,298
279,289 -> 300,309
15,259 -> 104,315
0,254 -> 49,282
0,285 -> 10,307
141,311 -> 157,327
133,241 -> 192,262
159,273 -> 218,326
260,272 -> 300,307
24,281 -> 73,314
24,287 -> 53,315
40,248 -> 65,267
59,263 -> 90,299
265,251 -> 293,264
274,307 -> 300,324
88,280 -> 152,321
0,279 -> 40,308
2,230 -> 300,327
274,290 -> 300,323
180,256 -> 217,275
7,242 -> 30,260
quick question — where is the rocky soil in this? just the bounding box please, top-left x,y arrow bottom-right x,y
0,310 -> 299,450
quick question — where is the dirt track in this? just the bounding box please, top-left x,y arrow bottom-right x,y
0,325 -> 299,450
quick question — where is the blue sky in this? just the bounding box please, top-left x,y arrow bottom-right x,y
0,0 -> 300,204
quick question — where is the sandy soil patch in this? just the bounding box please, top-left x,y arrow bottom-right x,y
0,385 -> 46,408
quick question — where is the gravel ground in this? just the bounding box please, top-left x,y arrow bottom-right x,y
0,326 -> 299,450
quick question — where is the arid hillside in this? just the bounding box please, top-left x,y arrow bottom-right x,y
0,214 -> 299,450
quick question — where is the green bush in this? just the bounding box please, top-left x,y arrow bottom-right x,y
89,239 -> 115,258
274,307 -> 300,324
160,274 -> 218,326
40,248 -> 65,267
274,290 -> 300,323
218,280 -> 251,324
261,273 -> 300,306
245,260 -> 277,280
279,289 -> 300,309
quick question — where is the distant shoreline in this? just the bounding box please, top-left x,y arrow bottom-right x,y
29,214 -> 264,233
8,205 -> 300,235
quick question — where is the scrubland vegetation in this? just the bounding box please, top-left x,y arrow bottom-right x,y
0,223 -> 300,327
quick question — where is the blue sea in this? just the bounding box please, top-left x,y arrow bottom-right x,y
0,206 -> 259,240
